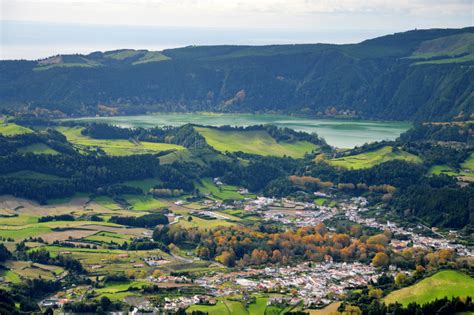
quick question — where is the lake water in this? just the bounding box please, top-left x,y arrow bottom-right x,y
69,113 -> 411,148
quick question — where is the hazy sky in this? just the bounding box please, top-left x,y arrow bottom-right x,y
1,0 -> 473,59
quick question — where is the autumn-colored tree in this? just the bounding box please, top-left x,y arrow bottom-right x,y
251,249 -> 269,265
366,234 -> 389,246
271,249 -> 282,263
216,250 -> 235,267
394,272 -> 407,288
368,285 -> 383,299
372,252 -> 390,268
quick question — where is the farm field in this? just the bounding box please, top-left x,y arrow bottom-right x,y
383,270 -> 474,307
428,153 -> 474,181
176,214 -> 236,230
195,127 -> 317,158
196,178 -> 247,200
56,126 -> 185,155
122,194 -> 167,211
16,143 -> 60,155
328,146 -> 422,169
0,121 -> 33,136
93,196 -> 122,210
85,231 -> 133,245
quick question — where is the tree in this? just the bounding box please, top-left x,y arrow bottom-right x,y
372,252 -> 390,268
216,251 -> 235,267
394,272 -> 407,288
0,243 -> 11,262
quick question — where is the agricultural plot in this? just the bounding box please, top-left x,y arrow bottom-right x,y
383,270 -> 474,307
56,126 -> 185,156
328,146 -> 422,169
0,121 -> 33,136
177,215 -> 235,230
93,196 -> 122,210
2,261 -> 64,282
428,153 -> 474,181
17,143 -> 60,155
122,194 -> 167,211
196,178 -> 247,200
85,231 -> 133,245
187,301 -> 231,315
0,220 -> 121,241
195,127 -> 317,158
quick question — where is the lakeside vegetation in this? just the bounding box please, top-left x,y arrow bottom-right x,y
195,126 -> 318,158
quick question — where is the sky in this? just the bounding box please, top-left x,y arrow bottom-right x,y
1,0 -> 473,60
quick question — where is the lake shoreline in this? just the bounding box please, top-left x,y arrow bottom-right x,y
62,112 -> 411,148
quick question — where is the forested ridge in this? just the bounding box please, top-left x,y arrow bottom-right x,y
1,27 -> 473,121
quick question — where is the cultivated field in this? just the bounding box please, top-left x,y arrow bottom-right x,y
195,127 -> 317,158
383,270 -> 474,306
328,146 -> 422,169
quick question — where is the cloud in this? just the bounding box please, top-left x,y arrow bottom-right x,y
1,0 -> 472,31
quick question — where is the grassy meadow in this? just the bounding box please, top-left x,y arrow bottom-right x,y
383,270 -> 474,307
328,146 -> 422,169
56,126 -> 185,155
196,178 -> 248,200
0,120 -> 33,136
195,127 -> 317,158
17,143 -> 60,155
428,153 -> 474,181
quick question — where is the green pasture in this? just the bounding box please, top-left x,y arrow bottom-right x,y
0,214 -> 39,226
195,127 -> 317,158
0,122 -> 33,136
93,196 -> 122,210
85,231 -> 132,245
56,126 -> 185,156
177,215 -> 235,230
428,153 -> 474,180
0,226 -> 52,240
122,194 -> 167,211
133,51 -> 170,65
383,270 -> 474,307
328,146 -> 422,169
17,143 -> 60,155
196,178 -> 246,200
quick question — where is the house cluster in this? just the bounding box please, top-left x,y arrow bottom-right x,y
194,262 -> 377,307
143,255 -> 168,267
262,206 -> 337,227
342,197 -> 473,257
162,295 -> 216,313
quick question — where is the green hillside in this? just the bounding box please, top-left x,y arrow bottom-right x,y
328,146 -> 422,169
1,27 -> 473,121
195,127 -> 317,158
411,33 -> 474,59
384,270 -> 474,307
56,126 -> 185,156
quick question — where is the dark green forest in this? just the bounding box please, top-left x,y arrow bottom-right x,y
1,27 -> 473,121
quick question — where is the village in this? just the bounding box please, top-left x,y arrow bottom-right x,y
162,261 -> 379,312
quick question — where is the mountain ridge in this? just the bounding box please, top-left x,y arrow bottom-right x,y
0,27 -> 473,121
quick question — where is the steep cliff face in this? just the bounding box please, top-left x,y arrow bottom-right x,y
1,27 -> 473,121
